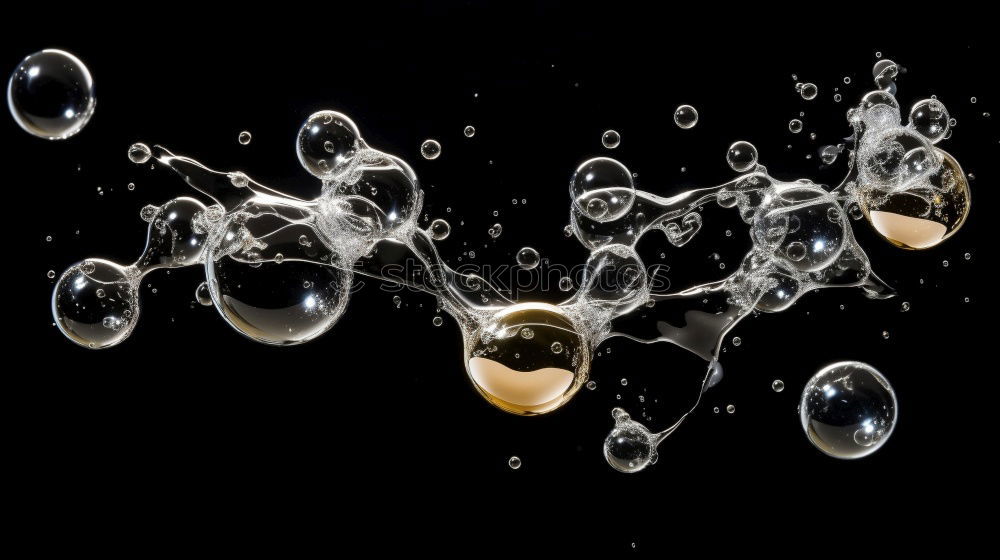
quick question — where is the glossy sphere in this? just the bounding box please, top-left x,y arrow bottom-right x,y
52,259 -> 138,349
604,408 -> 658,473
752,186 -> 846,272
466,303 -> 590,415
8,49 -> 96,139
296,110 -> 363,178
569,157 -> 636,223
799,361 -> 897,459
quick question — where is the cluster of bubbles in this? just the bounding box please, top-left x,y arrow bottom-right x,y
42,57 -> 967,471
588,61 -> 967,471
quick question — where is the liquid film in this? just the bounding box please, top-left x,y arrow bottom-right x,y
50,62 -> 971,469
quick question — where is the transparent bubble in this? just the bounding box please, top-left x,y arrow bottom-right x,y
7,49 -> 96,140
488,223 -> 502,238
908,99 -> 950,144
726,404 -> 735,413
432,316 -> 444,327
464,125 -> 475,137
52,259 -> 139,349
800,361 -> 897,459
205,253 -> 352,345
128,143 -> 152,164
604,408 -> 658,473
772,379 -> 785,392
726,141 -> 758,172
732,336 -> 742,346
238,131 -> 252,145
788,119 -> 803,134
466,303 -> 590,415
351,154 -> 421,233
296,110 -> 362,178
602,129 -> 621,149
872,60 -> 898,89
508,456 -> 521,470
195,281 -> 213,306
558,277 -> 573,291
134,197 -> 209,269
569,157 -> 636,223
429,218 -> 450,240
799,82 -> 818,100
752,186 -> 846,272
673,105 -> 698,129
420,139 -> 441,160
516,247 -> 540,269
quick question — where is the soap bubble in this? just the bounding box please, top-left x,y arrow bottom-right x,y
296,110 -> 363,178
464,125 -> 475,137
205,253 -> 352,345
602,129 -> 621,149
516,247 -> 540,269
508,456 -> 521,469
238,131 -> 252,145
429,218 -> 450,240
465,303 -> 590,415
7,49 -> 96,140
908,99 -> 950,144
788,119 -> 803,134
800,361 -> 897,459
726,141 -> 758,172
673,105 -> 698,129
420,139 -> 441,160
52,259 -> 139,349
569,157 -> 636,222
799,82 -> 818,100
128,143 -> 152,164
604,408 -> 658,473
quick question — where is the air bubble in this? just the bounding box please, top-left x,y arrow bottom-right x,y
421,139 -> 441,160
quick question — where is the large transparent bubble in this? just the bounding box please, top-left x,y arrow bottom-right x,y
296,110 -> 364,179
799,361 -> 897,459
52,259 -> 139,349
465,303 -> 590,415
7,49 -> 96,140
569,157 -> 636,223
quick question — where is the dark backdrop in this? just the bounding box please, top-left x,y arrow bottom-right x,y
6,4 -> 992,552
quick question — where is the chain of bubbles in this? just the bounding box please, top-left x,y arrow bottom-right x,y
52,61 -> 969,471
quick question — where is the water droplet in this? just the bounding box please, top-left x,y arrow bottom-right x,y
128,143 -> 152,164
7,49 -> 96,139
602,129 -> 621,149
421,139 -> 441,160
516,247 -> 540,269
673,105 -> 699,129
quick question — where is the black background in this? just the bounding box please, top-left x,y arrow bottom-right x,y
6,4 -> 993,552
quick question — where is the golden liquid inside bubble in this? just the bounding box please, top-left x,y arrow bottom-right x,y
862,149 -> 970,250
466,302 -> 590,415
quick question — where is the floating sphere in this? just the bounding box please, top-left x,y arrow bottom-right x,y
7,49 -> 95,140
604,408 -> 658,473
134,197 -> 210,269
296,110 -> 363,178
602,129 -> 621,149
789,119 -> 803,134
752,185 -> 846,272
52,259 -> 139,349
569,157 -> 636,223
908,99 -> 950,144
799,82 -> 818,100
861,149 -> 970,249
800,361 -> 897,459
726,141 -> 758,172
673,105 -> 698,129
205,252 -> 352,345
429,218 -> 450,240
465,302 -> 590,415
516,247 -> 540,269
420,139 -> 441,160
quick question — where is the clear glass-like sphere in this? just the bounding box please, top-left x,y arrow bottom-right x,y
604,408 -> 658,473
752,185 -> 846,272
7,49 -> 96,140
569,157 -> 636,223
296,110 -> 363,178
205,253 -> 352,345
465,302 -> 590,415
52,259 -> 139,349
800,361 -> 897,459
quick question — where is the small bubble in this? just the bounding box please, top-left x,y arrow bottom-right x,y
726,404 -> 735,414
971,97 -> 977,104
586,380 -> 597,390
799,82 -> 818,100
621,378 -> 628,386
901,301 -> 911,312
551,342 -> 563,354
558,277 -> 573,291
520,327 -> 534,339
964,252 -> 971,260
47,270 -> 56,279
673,105 -> 699,129
601,129 -> 621,149
420,139 -> 441,160
732,336 -> 742,347
508,456 -> 522,470
516,247 -> 540,269
772,379 -> 785,392
488,223 -> 502,238
788,119 -> 803,134
128,143 -> 152,164
432,316 -> 444,327
882,330 -> 890,339
844,77 -> 851,84
464,125 -> 475,137
942,260 -> 949,268
429,219 -> 451,240
392,295 -> 401,308
238,131 -> 252,145
127,182 -> 135,191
